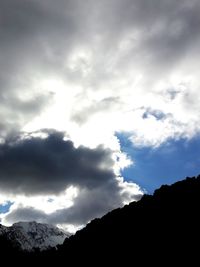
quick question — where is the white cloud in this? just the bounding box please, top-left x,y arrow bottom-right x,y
1,0 -> 200,228
1,0 -> 200,149
0,187 -> 78,226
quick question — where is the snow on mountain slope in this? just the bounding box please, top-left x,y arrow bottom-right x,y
0,221 -> 70,251
0,224 -> 7,235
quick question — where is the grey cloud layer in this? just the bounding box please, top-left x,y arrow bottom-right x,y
1,1 -> 200,93
1,0 -> 200,142
0,0 -> 82,136
4,185 -> 142,226
0,132 -> 115,195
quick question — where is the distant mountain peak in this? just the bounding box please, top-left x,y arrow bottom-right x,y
0,221 -> 70,251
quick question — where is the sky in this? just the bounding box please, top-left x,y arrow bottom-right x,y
0,0 -> 200,232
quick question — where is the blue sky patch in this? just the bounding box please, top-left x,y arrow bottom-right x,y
142,109 -> 166,120
117,133 -> 200,194
0,201 -> 13,214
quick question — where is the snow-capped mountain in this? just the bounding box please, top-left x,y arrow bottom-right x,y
0,224 -> 7,235
0,221 -> 69,251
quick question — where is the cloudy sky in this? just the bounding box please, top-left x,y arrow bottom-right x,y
0,0 -> 200,232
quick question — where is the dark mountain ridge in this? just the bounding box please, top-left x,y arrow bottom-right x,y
58,175 -> 200,264
1,175 -> 200,264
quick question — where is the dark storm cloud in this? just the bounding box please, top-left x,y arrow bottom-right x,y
1,131 -> 142,226
0,131 -> 115,195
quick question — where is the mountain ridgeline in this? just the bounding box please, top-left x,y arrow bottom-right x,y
1,175 -> 200,264
58,175 -> 200,264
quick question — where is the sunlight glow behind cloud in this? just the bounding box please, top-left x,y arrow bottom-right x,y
1,0 -> 200,229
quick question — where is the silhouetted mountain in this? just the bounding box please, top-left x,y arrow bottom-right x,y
57,175 -> 200,264
1,175 -> 200,265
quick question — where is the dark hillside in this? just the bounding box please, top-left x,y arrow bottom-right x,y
1,176 -> 200,265
58,176 -> 200,264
